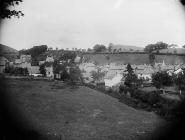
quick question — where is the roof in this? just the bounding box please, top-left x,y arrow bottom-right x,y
135,68 -> 154,75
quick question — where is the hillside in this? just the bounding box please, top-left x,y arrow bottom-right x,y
0,44 -> 19,55
0,44 -> 19,60
83,52 -> 185,65
83,52 -> 149,65
111,44 -> 144,52
0,79 -> 166,140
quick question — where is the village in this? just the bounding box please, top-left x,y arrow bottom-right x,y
1,0 -> 185,139
1,46 -> 185,94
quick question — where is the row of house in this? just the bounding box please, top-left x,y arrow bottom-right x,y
79,60 -> 185,89
0,54 -> 55,78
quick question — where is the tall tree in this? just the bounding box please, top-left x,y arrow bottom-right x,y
152,71 -> 173,93
91,70 -> 105,82
108,43 -> 113,52
174,69 -> 185,94
144,42 -> 168,53
39,64 -> 46,76
93,44 -> 106,53
124,64 -> 138,88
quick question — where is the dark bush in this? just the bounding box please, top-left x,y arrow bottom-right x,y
148,92 -> 161,106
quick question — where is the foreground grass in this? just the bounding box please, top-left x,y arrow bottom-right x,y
0,79 -> 167,140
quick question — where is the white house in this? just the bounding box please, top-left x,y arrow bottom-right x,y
135,67 -> 154,81
104,73 -> 123,87
174,68 -> 184,75
20,55 -> 31,63
45,65 -> 54,78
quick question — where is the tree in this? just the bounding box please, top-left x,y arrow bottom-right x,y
87,48 -> 92,52
0,0 -> 24,19
93,44 -> 106,53
39,64 -> 46,76
144,42 -> 168,53
152,71 -> 173,93
91,70 -> 105,82
174,69 -> 185,94
59,51 -> 76,63
69,65 -> 83,84
54,52 -> 82,84
108,43 -> 113,52
124,64 -> 138,88
182,45 -> 185,48
19,45 -> 48,58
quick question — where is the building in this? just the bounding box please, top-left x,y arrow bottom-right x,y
14,62 -> 31,68
45,62 -> 54,78
20,55 -> 31,63
135,66 -> 154,81
27,66 -> 40,75
104,73 -> 123,87
14,55 -> 32,68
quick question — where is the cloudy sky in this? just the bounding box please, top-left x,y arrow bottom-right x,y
0,0 -> 185,50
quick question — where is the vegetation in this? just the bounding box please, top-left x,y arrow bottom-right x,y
53,51 -> 82,84
19,45 -> 48,58
152,71 -> 173,93
69,65 -> 83,84
93,44 -> 106,53
0,0 -> 24,19
5,67 -> 28,75
174,69 -> 185,94
144,42 -> 168,53
39,64 -> 46,76
91,69 -> 105,82
108,43 -> 113,52
124,64 -> 139,88
119,64 -> 141,96
0,79 -> 163,140
59,51 -> 77,62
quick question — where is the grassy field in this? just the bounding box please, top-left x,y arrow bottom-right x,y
83,53 -> 185,65
0,79 -> 167,140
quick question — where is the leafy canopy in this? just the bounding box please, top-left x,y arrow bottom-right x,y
93,44 -> 106,53
0,0 -> 24,19
152,71 -> 173,89
124,64 -> 138,88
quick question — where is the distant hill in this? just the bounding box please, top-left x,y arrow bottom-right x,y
0,44 -> 18,54
0,44 -> 19,61
111,44 -> 144,52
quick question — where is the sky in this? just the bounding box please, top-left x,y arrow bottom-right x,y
0,0 -> 185,50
